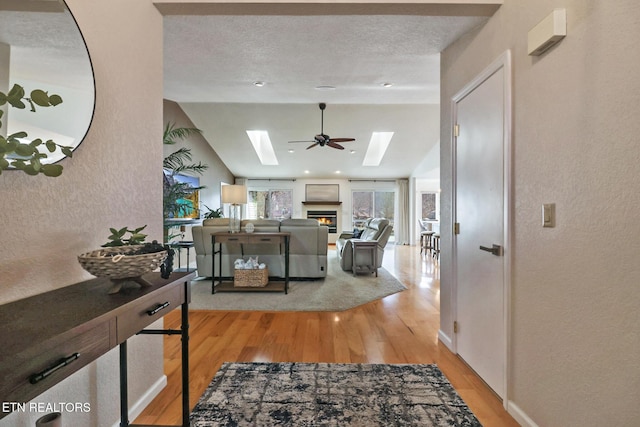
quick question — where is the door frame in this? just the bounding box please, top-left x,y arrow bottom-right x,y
450,50 -> 513,406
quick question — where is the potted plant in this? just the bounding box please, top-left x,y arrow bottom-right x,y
78,225 -> 173,293
163,122 -> 208,241
0,83 -> 72,176
202,204 -> 224,219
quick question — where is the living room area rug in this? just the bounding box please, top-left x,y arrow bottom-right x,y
188,250 -> 406,312
190,362 -> 482,426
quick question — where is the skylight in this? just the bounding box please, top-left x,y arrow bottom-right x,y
246,130 -> 278,165
362,132 -> 394,166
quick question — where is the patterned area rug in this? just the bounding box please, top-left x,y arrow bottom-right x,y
190,362 -> 482,426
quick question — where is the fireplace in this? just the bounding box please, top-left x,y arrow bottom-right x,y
307,210 -> 337,234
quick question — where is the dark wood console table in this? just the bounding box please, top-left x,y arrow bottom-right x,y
211,231 -> 290,294
0,271 -> 196,427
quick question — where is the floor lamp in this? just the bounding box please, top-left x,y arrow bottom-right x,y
222,185 -> 247,233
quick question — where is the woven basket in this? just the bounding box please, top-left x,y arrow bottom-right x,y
78,246 -> 168,280
234,268 -> 269,287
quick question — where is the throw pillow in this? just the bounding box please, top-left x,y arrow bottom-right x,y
352,228 -> 362,238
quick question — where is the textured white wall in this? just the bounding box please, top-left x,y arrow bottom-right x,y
440,1 -> 640,426
0,0 -> 165,425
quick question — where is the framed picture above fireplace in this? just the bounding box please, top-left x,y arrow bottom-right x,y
305,184 -> 339,202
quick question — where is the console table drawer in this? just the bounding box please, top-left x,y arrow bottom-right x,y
247,235 -> 281,244
0,320 -> 112,403
215,235 -> 248,244
116,283 -> 183,342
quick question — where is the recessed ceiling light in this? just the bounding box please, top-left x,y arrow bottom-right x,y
315,85 -> 336,91
288,149 -> 295,153
363,132 -> 394,166
304,170 -> 310,174
335,170 -> 341,174
350,150 -> 356,154
253,81 -> 265,87
381,82 -> 393,88
246,130 -> 278,165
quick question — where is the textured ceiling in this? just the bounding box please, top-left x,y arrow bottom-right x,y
1,2 -> 495,180
163,14 -> 487,104
163,12 -> 489,179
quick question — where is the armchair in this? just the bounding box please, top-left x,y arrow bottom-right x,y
335,218 -> 393,273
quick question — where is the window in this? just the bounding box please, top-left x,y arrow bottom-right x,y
352,190 -> 395,228
421,192 -> 437,220
247,189 -> 292,220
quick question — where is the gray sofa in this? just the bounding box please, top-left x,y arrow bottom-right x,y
335,218 -> 393,272
191,218 -> 328,279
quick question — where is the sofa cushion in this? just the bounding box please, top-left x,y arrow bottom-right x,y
203,218 -> 229,226
240,219 -> 281,232
280,218 -> 320,227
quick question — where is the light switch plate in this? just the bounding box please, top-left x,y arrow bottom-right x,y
542,203 -> 555,227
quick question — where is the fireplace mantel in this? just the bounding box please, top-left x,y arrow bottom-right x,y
302,201 -> 342,205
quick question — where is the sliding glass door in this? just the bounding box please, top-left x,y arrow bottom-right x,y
351,190 -> 395,229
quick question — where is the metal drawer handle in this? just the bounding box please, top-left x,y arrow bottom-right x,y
29,353 -> 80,384
259,238 -> 272,241
146,301 -> 170,316
227,238 -> 239,241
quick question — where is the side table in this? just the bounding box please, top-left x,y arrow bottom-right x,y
350,239 -> 378,277
172,241 -> 195,272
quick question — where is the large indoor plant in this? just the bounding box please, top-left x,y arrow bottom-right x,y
0,83 -> 71,176
163,122 -> 208,241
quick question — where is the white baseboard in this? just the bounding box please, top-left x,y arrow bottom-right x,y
111,375 -> 167,427
438,329 -> 453,350
507,400 -> 538,427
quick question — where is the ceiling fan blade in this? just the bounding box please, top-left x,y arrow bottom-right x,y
306,142 -> 319,150
327,141 -> 345,150
328,138 -> 355,143
289,140 -> 315,143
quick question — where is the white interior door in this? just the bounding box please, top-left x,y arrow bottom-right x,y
453,54 -> 510,399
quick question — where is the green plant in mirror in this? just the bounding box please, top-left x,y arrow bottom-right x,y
0,83 -> 71,177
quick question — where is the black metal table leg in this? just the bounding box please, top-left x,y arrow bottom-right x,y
119,341 -> 129,427
181,290 -> 190,427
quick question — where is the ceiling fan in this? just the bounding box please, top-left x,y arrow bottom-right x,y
289,103 -> 355,150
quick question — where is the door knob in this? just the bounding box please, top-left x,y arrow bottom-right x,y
479,244 -> 503,256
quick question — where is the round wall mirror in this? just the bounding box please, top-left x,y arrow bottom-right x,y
0,0 -> 95,166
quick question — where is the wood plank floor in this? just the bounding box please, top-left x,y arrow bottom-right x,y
135,244 -> 519,426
